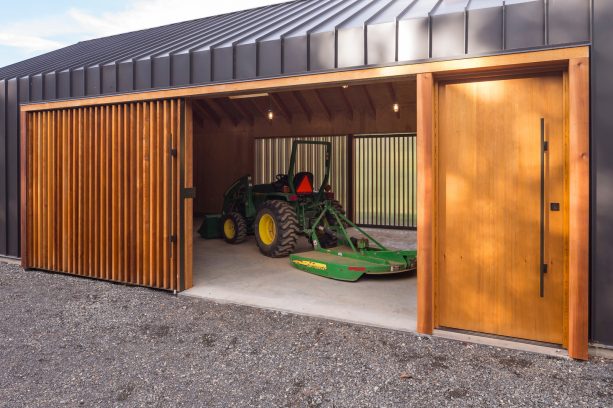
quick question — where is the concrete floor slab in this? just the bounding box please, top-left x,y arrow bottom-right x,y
183,226 -> 417,332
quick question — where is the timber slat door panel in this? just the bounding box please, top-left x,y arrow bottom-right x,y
25,100 -> 184,291
436,74 -> 566,344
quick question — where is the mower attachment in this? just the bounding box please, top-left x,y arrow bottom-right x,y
289,201 -> 417,281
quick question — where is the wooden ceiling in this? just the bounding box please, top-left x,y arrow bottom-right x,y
192,80 -> 416,127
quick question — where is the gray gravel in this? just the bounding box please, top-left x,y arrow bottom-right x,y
0,262 -> 611,408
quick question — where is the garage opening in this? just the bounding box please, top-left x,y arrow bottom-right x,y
185,79 -> 419,331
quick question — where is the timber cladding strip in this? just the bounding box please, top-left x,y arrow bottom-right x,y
22,99 -> 185,291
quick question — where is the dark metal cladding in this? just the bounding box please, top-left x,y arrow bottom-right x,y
467,5 -> 503,54
591,0 -> 613,346
258,39 -> 283,77
337,26 -> 365,68
171,54 -> 192,86
152,56 -> 171,88
283,36 -> 308,74
0,80 -> 6,255
236,44 -> 258,80
71,68 -> 85,97
118,62 -> 134,92
6,78 -> 19,257
43,72 -> 56,100
31,75 -> 43,102
57,70 -> 71,99
102,64 -> 118,94
431,12 -> 465,58
309,31 -> 336,71
548,0 -> 590,46
504,0 -> 545,50
367,22 -> 397,66
86,66 -> 101,96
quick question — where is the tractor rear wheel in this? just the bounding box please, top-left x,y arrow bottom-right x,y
255,200 -> 299,257
221,212 -> 247,244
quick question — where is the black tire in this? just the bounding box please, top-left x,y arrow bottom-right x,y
326,199 -> 348,227
221,212 -> 247,244
254,200 -> 299,257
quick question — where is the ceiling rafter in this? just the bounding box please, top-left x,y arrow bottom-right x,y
339,88 -> 354,120
361,86 -> 377,119
230,99 -> 255,126
270,94 -> 292,122
313,89 -> 332,121
192,99 -> 221,127
290,91 -> 312,122
208,98 -> 240,127
198,99 -> 225,126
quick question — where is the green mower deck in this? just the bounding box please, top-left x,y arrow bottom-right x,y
289,201 -> 417,281
290,247 -> 417,281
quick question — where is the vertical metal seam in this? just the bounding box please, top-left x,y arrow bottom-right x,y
502,0 -> 507,50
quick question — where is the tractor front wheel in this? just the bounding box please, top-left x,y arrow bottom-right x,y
255,201 -> 299,257
221,212 -> 247,244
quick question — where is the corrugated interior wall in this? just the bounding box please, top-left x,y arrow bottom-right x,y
354,134 -> 416,229
24,100 -> 183,291
255,136 -> 348,208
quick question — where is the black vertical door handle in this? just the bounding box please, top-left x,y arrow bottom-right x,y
540,118 -> 547,298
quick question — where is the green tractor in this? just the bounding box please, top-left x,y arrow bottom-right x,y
201,140 -> 417,281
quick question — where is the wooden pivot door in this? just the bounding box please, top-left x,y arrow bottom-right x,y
436,73 -> 567,344
22,99 -> 193,291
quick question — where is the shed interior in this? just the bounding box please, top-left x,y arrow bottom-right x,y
184,79 -> 419,331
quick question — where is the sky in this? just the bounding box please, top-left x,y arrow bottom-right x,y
0,0 -> 293,68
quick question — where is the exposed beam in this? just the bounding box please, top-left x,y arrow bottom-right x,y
291,91 -> 312,122
230,99 -> 255,126
339,88 -> 354,120
192,99 -> 220,127
198,99 -> 224,126
219,98 -> 248,126
387,82 -> 398,103
246,98 -> 267,120
270,94 -> 292,122
208,98 -> 240,127
361,86 -> 376,119
313,89 -> 332,121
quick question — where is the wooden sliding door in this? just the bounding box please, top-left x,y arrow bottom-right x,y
21,99 -> 192,291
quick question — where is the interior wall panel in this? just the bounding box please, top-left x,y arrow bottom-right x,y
24,99 -> 184,290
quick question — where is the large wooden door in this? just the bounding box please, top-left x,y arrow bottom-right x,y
23,99 -> 192,291
436,74 -> 566,344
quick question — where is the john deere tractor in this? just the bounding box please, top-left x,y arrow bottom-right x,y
200,140 -> 417,281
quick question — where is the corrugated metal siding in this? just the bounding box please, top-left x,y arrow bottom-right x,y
255,136 -> 348,208
354,134 -> 416,229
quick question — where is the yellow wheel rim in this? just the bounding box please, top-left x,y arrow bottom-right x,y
223,218 -> 236,240
258,213 -> 276,245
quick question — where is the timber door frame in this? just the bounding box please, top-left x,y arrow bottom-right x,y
416,58 -> 590,360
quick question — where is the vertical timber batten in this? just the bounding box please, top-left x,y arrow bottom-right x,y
22,99 -> 185,291
416,72 -> 434,335
568,57 -> 590,360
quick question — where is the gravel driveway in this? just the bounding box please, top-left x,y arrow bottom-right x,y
0,262 -> 611,407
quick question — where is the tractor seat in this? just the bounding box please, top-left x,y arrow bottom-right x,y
294,172 -> 314,195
